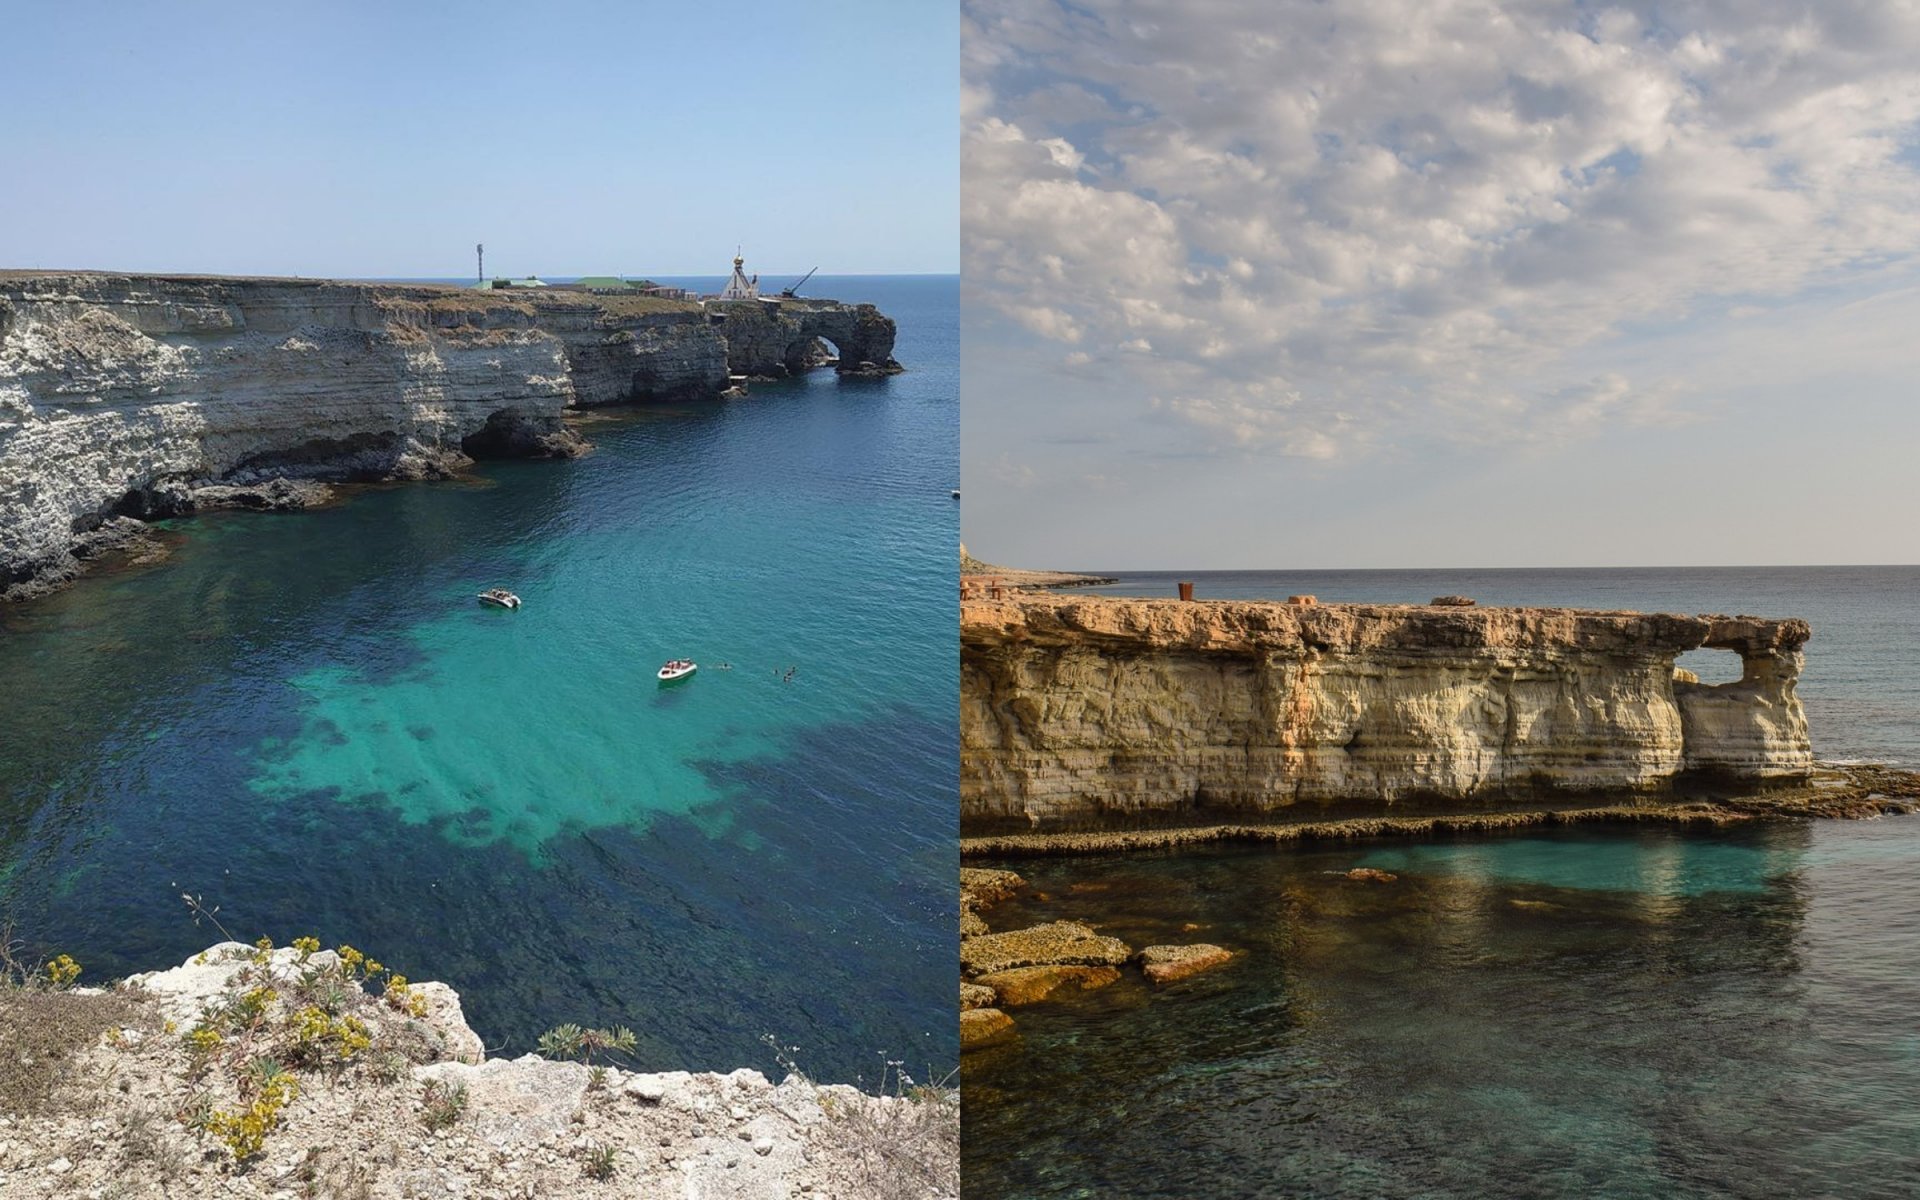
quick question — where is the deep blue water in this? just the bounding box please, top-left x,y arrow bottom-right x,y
0,274 -> 957,1084
965,566 -> 1920,1198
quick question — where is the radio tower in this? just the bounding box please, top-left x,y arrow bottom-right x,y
476,243 -> 484,284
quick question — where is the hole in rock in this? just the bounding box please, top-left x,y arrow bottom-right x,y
1675,648 -> 1745,686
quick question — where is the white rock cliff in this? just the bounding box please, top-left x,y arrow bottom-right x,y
0,272 -> 898,598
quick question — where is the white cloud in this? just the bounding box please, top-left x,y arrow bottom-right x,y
963,0 -> 1920,457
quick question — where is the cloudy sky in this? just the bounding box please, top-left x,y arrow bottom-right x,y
962,0 -> 1920,568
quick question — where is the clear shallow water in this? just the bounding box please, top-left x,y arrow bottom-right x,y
967,823 -> 1920,1198
0,275 -> 957,1083
966,566 -> 1920,1197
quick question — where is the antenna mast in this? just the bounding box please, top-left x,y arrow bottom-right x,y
476,243 -> 484,284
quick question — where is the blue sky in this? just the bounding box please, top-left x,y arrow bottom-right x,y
960,0 -> 1920,568
0,1 -> 956,278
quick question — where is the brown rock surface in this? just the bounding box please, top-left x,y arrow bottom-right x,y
976,965 -> 1121,1007
960,1007 -> 1017,1049
960,982 -> 997,1011
959,867 -> 1027,908
1137,944 -> 1235,985
959,921 -> 1132,978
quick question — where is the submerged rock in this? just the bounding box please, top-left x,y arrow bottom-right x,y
1136,944 -> 1234,985
976,965 -> 1120,1007
1343,867 -> 1398,883
960,1008 -> 1016,1049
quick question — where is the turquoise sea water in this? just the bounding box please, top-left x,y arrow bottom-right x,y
965,567 -> 1920,1198
0,275 -> 957,1083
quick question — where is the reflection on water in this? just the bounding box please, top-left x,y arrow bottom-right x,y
965,820 -> 1920,1198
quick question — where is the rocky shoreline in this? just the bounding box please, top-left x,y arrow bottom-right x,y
0,272 -> 902,601
957,546 -> 1115,590
1,939 -> 955,1198
957,763 -> 1920,1051
960,762 -> 1920,857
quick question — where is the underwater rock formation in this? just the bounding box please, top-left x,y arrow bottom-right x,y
961,594 -> 1814,827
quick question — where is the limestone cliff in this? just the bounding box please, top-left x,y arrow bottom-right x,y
961,595 -> 1814,827
712,296 -> 901,377
0,272 -> 897,598
1,941 -> 955,1197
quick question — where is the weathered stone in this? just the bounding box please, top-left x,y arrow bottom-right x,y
959,921 -> 1131,978
959,1008 -> 1016,1049
1344,868 -> 1398,883
961,595 -> 1813,826
960,908 -> 990,938
959,868 -> 1026,908
976,965 -> 1120,1007
960,982 -> 997,1011
0,273 -> 899,600
413,1056 -> 591,1149
1136,944 -> 1234,985
189,477 -> 335,512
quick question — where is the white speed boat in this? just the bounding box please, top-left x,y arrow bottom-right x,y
477,589 -> 521,610
657,659 -> 697,682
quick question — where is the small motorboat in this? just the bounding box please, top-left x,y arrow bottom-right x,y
657,659 -> 697,682
477,588 -> 521,610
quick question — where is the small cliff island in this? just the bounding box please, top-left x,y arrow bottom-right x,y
0,271 -> 902,600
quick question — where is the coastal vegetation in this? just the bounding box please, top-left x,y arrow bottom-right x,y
0,933 -> 958,1196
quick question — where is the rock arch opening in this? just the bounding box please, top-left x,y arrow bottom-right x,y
782,335 -> 841,375
1675,647 -> 1746,686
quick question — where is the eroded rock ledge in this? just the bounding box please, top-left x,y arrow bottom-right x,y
2,941 -> 955,1198
962,594 -> 1816,829
0,272 -> 899,599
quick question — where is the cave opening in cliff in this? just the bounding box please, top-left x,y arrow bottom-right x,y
1675,647 -> 1745,686
783,335 -> 842,374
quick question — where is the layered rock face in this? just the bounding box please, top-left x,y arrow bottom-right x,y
961,595 -> 1814,827
712,296 -> 901,376
0,273 -> 893,597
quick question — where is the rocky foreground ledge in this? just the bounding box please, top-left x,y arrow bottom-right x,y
963,593 -> 1816,828
0,272 -> 901,600
0,941 -> 955,1198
